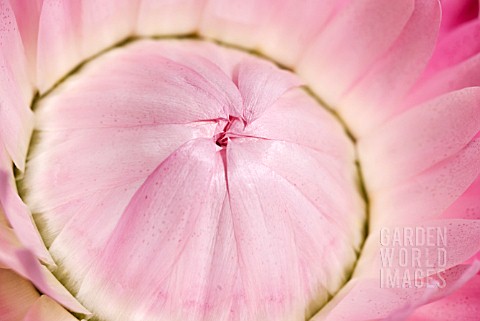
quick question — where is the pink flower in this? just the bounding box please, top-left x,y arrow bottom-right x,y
0,0 -> 479,320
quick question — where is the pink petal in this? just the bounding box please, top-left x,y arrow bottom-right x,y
439,0 -> 479,38
297,0 -> 415,107
258,0 -> 346,67
0,268 -> 39,321
312,262 -> 480,321
77,139 -> 230,321
407,57 -> 480,107
132,42 -> 244,117
442,174 -> 480,220
0,148 -> 52,265
0,0 -> 31,99
358,88 -> 480,192
371,138 -> 480,228
224,138 -> 342,320
363,219 -> 480,279
226,137 -> 364,268
386,262 -> 480,320
0,223 -> 89,315
28,123 -> 215,290
137,0 -> 206,36
201,0 -> 347,67
423,19 -> 480,78
242,89 -> 354,159
23,296 -> 78,321
37,0 -> 139,92
199,0 -> 276,49
35,41 -> 245,130
36,0 -> 82,92
79,0 -> 139,59
337,0 -> 441,138
407,20 -> 480,105
8,0 -> 43,83
312,277 -> 433,321
134,40 -> 245,78
0,0 -> 34,170
234,59 -> 302,123
406,271 -> 480,321
228,131 -> 361,241
23,124 -> 216,214
45,185 -> 141,293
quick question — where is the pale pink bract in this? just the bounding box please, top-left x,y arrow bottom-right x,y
0,0 -> 479,321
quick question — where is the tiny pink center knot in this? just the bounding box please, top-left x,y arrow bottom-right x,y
214,116 -> 244,148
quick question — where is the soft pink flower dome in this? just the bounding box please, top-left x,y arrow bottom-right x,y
0,0 -> 479,321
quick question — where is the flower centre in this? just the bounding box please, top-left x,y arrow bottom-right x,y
19,39 -> 366,321
214,116 -> 245,148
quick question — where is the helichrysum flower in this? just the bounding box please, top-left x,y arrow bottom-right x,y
0,0 -> 479,321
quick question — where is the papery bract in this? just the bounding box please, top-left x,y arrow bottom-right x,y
0,0 -> 479,321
